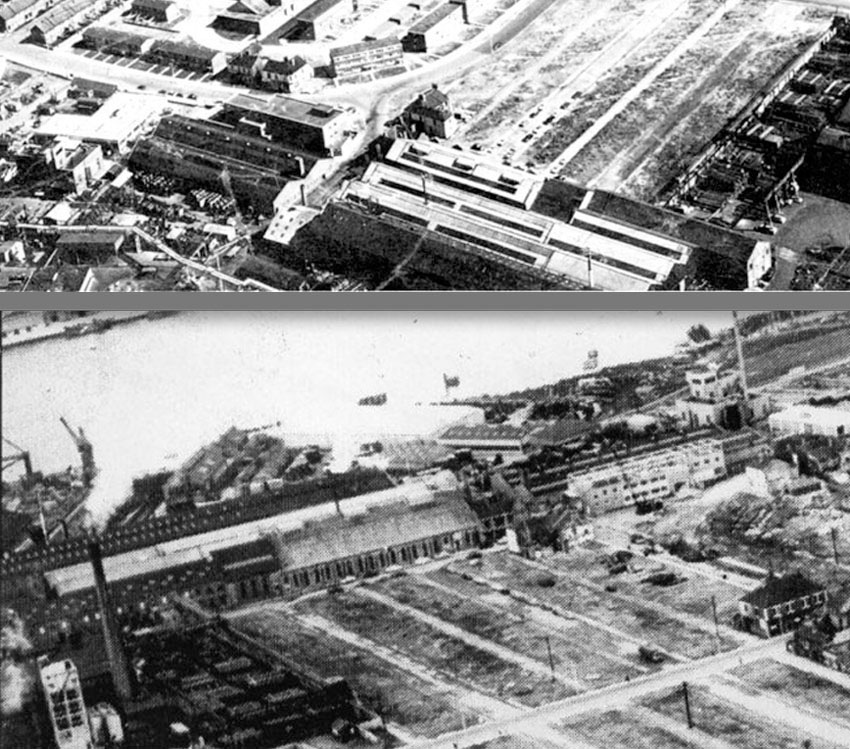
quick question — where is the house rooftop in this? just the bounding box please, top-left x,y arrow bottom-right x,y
741,571 -> 824,609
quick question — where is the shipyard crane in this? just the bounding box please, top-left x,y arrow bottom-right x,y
59,417 -> 95,487
2,436 -> 33,478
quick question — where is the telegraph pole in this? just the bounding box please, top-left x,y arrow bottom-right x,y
545,635 -> 556,680
831,525 -> 840,566
681,682 -> 694,729
711,595 -> 721,654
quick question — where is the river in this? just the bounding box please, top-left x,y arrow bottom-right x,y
2,310 -> 732,522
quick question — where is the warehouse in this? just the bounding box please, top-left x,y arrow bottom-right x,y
0,0 -> 60,33
129,114 -> 319,212
31,0 -> 106,47
438,423 -> 526,454
214,1 -> 292,38
288,0 -> 351,41
768,404 -> 850,438
271,494 -> 480,594
330,37 -> 403,79
218,93 -> 348,155
340,140 -> 695,290
565,438 -> 728,515
34,92 -> 159,154
402,2 -> 463,53
131,0 -> 179,23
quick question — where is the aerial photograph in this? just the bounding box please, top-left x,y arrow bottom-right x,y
2,309 -> 850,749
0,0 -> 848,290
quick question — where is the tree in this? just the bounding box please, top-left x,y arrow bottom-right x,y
687,323 -> 712,343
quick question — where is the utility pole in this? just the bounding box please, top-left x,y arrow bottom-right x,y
682,681 -> 694,729
831,525 -> 840,566
711,595 -> 721,654
545,635 -> 556,680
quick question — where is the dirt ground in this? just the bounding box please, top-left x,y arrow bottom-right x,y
640,682 -> 846,749
773,193 -> 850,254
450,550 -> 739,659
231,608 -> 481,738
296,590 -> 572,708
730,658 -> 850,726
560,708 -> 692,749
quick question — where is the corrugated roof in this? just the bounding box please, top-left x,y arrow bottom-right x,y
440,423 -> 526,441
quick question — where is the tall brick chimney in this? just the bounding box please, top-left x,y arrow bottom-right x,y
88,539 -> 133,703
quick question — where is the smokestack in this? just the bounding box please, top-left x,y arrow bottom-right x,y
87,539 -> 133,703
731,311 -> 751,416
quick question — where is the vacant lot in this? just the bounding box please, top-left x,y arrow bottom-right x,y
543,544 -> 744,622
450,551 -> 738,659
231,609 -> 480,738
641,683 -> 846,749
371,571 -> 645,686
559,708 -> 692,749
295,590 -> 572,707
730,658 -> 850,727
564,0 -> 829,197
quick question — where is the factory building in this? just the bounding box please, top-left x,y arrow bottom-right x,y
218,93 -> 349,156
675,362 -> 771,429
768,404 -> 850,437
271,494 -> 480,595
15,472 -> 475,650
129,113 -> 320,212
340,139 -> 703,290
403,2 -> 463,52
438,423 -> 527,455
131,0 -> 179,23
148,39 -> 228,75
403,84 -> 457,138
214,1 -> 293,38
287,0 -> 351,40
30,0 -> 107,47
34,92 -> 159,155
330,37 -> 403,79
39,658 -> 92,749
565,438 -> 728,515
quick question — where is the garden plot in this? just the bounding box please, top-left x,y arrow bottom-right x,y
294,590 -> 573,708
450,551 -> 737,659
230,609 -> 480,739
729,658 -> 850,727
370,571 -> 646,686
568,0 -> 832,197
639,683 -> 847,749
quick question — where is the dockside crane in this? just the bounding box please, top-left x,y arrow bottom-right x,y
2,436 -> 33,478
59,417 -> 95,487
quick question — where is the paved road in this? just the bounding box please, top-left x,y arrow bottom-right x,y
406,636 -> 788,748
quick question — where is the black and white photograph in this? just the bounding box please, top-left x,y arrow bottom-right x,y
2,309 -> 850,749
0,0 -> 848,290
